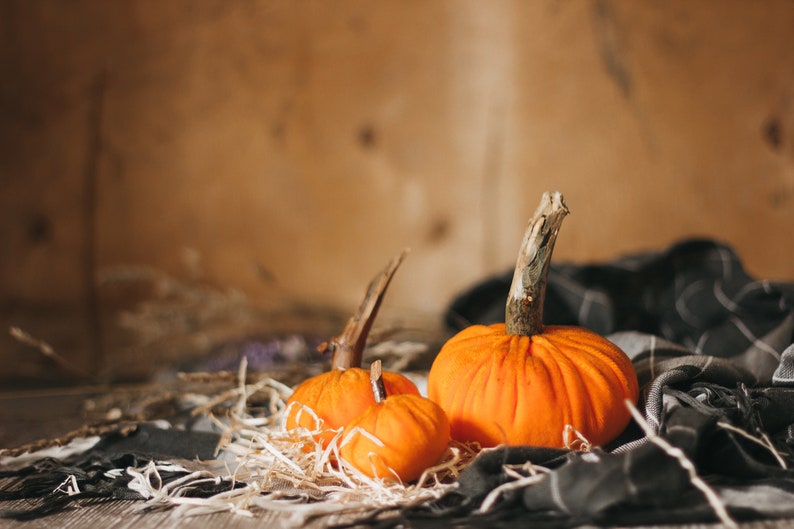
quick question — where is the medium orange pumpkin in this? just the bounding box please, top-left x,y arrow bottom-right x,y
427,192 -> 639,449
340,360 -> 450,482
285,252 -> 420,447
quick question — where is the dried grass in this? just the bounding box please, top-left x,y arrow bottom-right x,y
716,421 -> 788,470
115,357 -> 479,522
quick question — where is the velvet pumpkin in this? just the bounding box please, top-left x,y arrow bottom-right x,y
427,192 -> 639,449
340,361 -> 450,482
286,366 -> 420,448
285,252 -> 420,447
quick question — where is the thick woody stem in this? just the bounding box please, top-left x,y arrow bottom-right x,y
326,250 -> 408,370
370,359 -> 387,403
505,191 -> 569,336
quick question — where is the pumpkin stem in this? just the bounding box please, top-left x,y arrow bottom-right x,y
505,191 -> 569,336
326,250 -> 408,370
370,359 -> 387,403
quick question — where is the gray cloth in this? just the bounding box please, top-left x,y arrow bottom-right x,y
773,343 -> 794,385
386,239 -> 794,528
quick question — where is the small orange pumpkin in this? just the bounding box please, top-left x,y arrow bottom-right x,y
285,252 -> 420,447
428,192 -> 639,449
340,360 -> 450,482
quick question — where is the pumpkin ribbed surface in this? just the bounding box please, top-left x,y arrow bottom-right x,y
285,368 -> 420,447
427,323 -> 639,448
339,394 -> 450,482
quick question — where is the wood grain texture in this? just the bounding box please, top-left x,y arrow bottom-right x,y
0,499 -> 346,529
2,0 -> 793,380
0,498 -> 793,529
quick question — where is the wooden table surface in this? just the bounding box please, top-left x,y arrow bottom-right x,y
0,500 -> 344,529
2,385 -> 794,529
1,494 -> 792,529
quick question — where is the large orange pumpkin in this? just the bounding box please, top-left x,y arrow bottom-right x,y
427,192 -> 639,449
340,361 -> 450,482
285,252 -> 420,447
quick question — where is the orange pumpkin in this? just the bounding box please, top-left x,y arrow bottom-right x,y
427,192 -> 639,449
285,252 -> 420,447
286,366 -> 420,448
340,361 -> 450,482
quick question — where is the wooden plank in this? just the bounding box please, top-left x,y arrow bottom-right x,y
0,499 -> 349,529
0,387 -> 98,449
2,497 -> 794,529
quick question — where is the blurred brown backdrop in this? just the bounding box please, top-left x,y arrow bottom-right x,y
2,1 -> 793,385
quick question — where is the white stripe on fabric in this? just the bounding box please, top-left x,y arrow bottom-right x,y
731,317 -> 782,361
713,280 -> 741,313
549,471 -> 570,513
677,280 -> 708,326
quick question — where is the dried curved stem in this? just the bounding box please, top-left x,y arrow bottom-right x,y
505,192 -> 569,336
325,250 -> 408,370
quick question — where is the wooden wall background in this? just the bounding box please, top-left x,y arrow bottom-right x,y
2,0 -> 793,385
